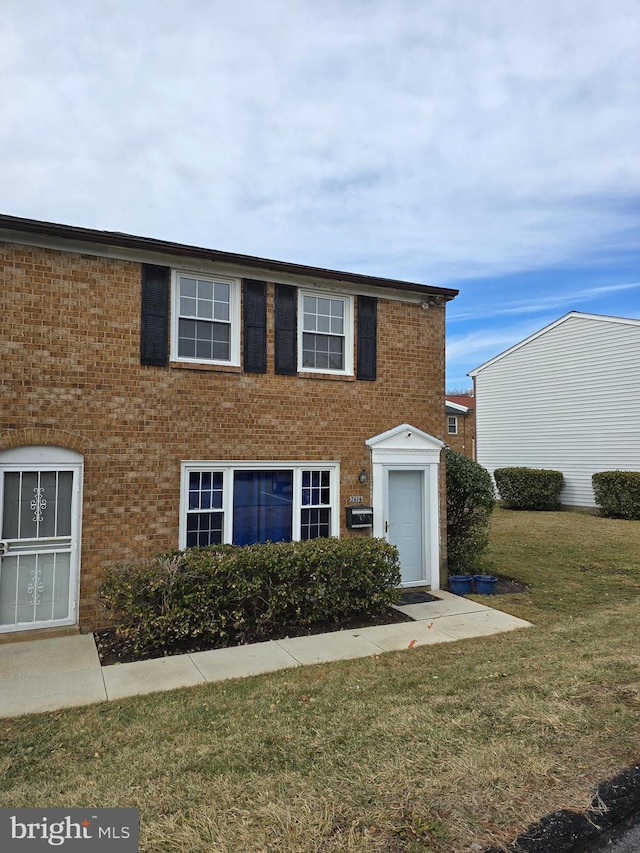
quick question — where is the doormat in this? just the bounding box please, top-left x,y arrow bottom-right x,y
399,590 -> 440,605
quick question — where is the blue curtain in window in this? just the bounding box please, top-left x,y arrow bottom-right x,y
232,471 -> 293,545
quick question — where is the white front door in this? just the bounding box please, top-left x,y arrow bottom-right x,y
0,449 -> 82,633
388,469 -> 425,585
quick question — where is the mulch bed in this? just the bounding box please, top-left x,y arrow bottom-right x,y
94,575 -> 530,667
94,606 -> 412,667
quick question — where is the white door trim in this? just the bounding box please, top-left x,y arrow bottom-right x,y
0,446 -> 83,633
366,425 -> 443,589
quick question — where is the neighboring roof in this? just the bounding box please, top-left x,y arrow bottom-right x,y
0,213 -> 459,301
446,395 -> 474,411
468,311 -> 640,377
446,400 -> 470,415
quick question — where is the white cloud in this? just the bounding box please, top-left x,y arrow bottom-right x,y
1,0 -> 639,285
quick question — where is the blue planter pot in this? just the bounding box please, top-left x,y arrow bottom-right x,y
474,574 -> 498,595
448,574 -> 473,595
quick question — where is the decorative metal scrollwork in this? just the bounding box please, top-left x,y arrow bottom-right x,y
27,566 -> 44,606
30,487 -> 47,523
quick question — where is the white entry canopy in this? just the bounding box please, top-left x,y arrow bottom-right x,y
366,424 -> 444,589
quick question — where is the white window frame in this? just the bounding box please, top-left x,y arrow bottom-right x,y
179,461 -> 340,548
171,270 -> 241,366
298,290 -> 354,376
447,416 -> 458,435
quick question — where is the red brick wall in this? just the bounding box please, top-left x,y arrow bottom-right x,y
1,242 -> 448,629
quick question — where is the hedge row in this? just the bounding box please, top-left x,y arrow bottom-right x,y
99,537 -> 401,655
592,471 -> 640,519
493,467 -> 565,510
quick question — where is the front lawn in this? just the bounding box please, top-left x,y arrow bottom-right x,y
2,509 -> 640,852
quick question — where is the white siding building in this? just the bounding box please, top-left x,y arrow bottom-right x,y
469,312 -> 640,508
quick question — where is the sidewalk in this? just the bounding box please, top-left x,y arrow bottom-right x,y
0,592 -> 532,717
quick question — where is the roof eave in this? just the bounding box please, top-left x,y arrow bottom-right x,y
0,213 -> 459,301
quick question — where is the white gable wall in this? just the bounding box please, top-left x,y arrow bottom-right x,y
471,314 -> 640,507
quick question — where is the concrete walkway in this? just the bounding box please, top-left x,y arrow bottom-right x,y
0,592 -> 531,717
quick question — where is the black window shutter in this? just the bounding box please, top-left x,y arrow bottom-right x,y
243,279 -> 267,373
140,264 -> 170,366
357,295 -> 377,381
274,284 -> 297,375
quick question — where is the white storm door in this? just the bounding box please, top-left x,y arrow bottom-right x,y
0,468 -> 80,632
387,469 -> 425,585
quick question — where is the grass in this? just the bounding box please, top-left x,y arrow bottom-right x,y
2,508 -> 640,852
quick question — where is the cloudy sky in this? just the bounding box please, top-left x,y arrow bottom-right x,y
2,0 -> 639,388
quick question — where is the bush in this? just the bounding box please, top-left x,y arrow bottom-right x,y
493,467 -> 564,510
446,450 -> 495,571
99,537 -> 401,656
592,471 -> 640,519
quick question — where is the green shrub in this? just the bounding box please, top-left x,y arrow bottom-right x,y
99,537 -> 401,656
493,467 -> 564,510
446,450 -> 495,571
592,470 -> 640,519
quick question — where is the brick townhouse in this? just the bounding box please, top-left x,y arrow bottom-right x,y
445,394 -> 476,459
0,214 -> 458,636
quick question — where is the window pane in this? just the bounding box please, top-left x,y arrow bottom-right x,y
189,471 -> 223,511
317,298 -> 331,317
331,315 -> 344,334
197,297 -> 213,320
197,279 -> 213,302
212,324 -> 230,360
196,337 -> 212,360
180,277 -> 197,298
329,351 -> 343,370
301,508 -> 331,540
180,296 -> 197,316
233,470 -> 293,546
180,319 -> 230,361
214,282 -> 230,303
214,300 -> 229,322
196,280 -> 213,319
178,319 -> 196,358
186,512 -> 223,547
301,470 -> 332,510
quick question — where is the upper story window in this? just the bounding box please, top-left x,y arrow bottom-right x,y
447,415 -> 458,435
171,272 -> 240,365
299,291 -> 354,375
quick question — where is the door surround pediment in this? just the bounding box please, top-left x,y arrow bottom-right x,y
366,424 -> 444,464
